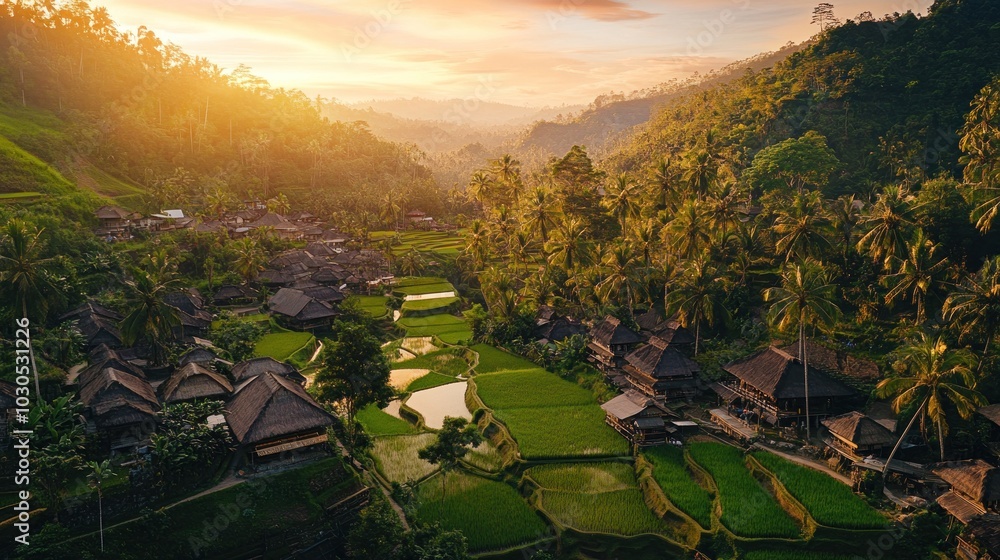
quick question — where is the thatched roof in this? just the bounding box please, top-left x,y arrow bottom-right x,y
304,242 -> 335,257
536,305 -> 559,325
311,267 -> 344,284
601,391 -> 672,421
723,346 -> 855,400
535,317 -> 585,343
179,347 -> 219,366
320,230 -> 349,242
979,404 -> 1000,428
938,490 -> 986,524
231,357 -> 305,384
779,339 -> 879,380
300,285 -> 345,305
95,205 -> 138,220
80,367 -> 158,406
251,212 -> 297,230
624,337 -> 699,379
635,310 -> 695,346
159,363 -> 233,403
225,372 -> 335,445
932,460 -> 1000,504
821,411 -> 896,447
194,220 -> 226,233
963,514 -> 1000,554
60,301 -> 123,322
212,284 -> 258,304
76,314 -> 123,347
164,290 -> 206,316
258,269 -> 294,286
268,288 -> 337,322
78,346 -> 147,387
590,316 -> 642,346
91,397 -> 159,428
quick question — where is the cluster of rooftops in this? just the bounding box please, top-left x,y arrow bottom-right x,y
95,203 -> 330,241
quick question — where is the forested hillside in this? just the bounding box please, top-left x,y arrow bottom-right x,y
0,1 -> 441,218
606,0 -> 1000,192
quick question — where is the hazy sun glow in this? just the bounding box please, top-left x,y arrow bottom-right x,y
96,0 -> 934,107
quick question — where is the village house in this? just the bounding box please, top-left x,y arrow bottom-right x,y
61,301 -> 124,350
79,364 -> 160,451
957,514 -> 1000,560
164,288 -> 214,339
934,459 -> 1000,525
268,287 -> 338,330
587,316 -> 643,372
634,309 -> 695,348
231,357 -> 306,385
779,339 -> 880,382
212,284 -> 259,307
601,390 -> 679,446
620,336 -> 701,400
249,212 -> 301,239
224,372 -> 336,459
158,363 -> 234,404
820,410 -> 897,461
712,346 -> 855,429
94,205 -> 141,236
534,306 -> 586,344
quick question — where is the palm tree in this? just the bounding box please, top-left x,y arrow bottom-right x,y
490,154 -> 523,205
597,244 -> 646,315
481,266 -> 519,321
87,460 -> 116,552
266,192 -> 290,215
603,172 -> 640,234
857,184 -> 915,268
121,270 -> 179,366
467,170 -> 494,209
464,219 -> 490,270
663,200 -> 710,259
704,181 -> 740,240
829,194 -> 862,261
943,256 -> 1000,367
882,229 -> 951,324
523,186 -> 558,245
399,249 -> 427,277
958,77 -> 1000,233
631,218 -> 659,268
773,192 -> 833,263
547,217 -> 590,273
648,157 -> 679,212
763,260 -> 842,440
683,150 -> 718,201
666,256 -> 729,355
232,237 -> 265,284
876,333 -> 985,468
0,219 -> 63,396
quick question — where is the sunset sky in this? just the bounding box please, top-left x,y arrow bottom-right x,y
96,0 -> 933,107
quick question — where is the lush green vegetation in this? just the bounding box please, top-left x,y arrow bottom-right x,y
392,276 -> 456,296
643,446 -> 714,530
400,296 -> 460,313
254,330 -> 314,362
475,369 -> 596,409
492,405 -> 628,459
463,441 -> 506,472
393,347 -> 470,377
527,463 -> 665,536
371,434 -> 438,483
688,442 -> 800,539
374,231 -> 466,257
472,343 -> 539,373
355,295 -> 390,318
405,371 -> 460,392
742,552 -> 855,560
397,314 -> 472,343
415,472 -> 547,551
752,451 -> 887,530
356,404 -> 417,436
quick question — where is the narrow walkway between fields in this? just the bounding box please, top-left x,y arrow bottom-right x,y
307,339 -> 324,365
753,442 -> 852,485
402,291 -> 455,301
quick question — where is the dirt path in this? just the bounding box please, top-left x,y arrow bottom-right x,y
753,443 -> 852,485
402,291 -> 455,301
307,339 -> 324,365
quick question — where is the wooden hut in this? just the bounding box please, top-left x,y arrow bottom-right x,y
601,391 -> 677,446
212,285 -> 259,307
95,205 -> 140,235
587,316 -> 642,372
79,367 -> 160,447
159,363 -> 234,403
821,411 -> 897,460
716,346 -> 855,428
621,336 -> 700,400
231,357 -> 306,385
268,287 -> 337,330
224,372 -> 335,458
934,460 -> 1000,524
957,513 -> 1000,560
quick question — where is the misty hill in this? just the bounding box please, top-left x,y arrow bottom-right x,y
518,42 -> 807,160
348,97 -> 583,127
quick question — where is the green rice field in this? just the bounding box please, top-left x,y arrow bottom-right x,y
356,404 -> 416,436
752,451 -> 887,530
643,445 -> 713,529
492,405 -> 628,459
526,463 -> 666,536
687,442 -> 800,539
254,331 -> 314,362
355,295 -> 389,318
472,344 -> 539,373
400,296 -> 459,313
394,347 -> 470,377
397,314 -> 472,344
405,371 -> 460,392
415,472 -> 547,551
475,369 -> 596,409
371,433 -> 438,483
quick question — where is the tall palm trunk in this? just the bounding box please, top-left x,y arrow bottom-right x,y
801,319 -> 811,441
882,398 -> 926,481
937,417 -> 946,461
98,488 -> 105,551
24,300 -> 41,397
694,316 -> 701,356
